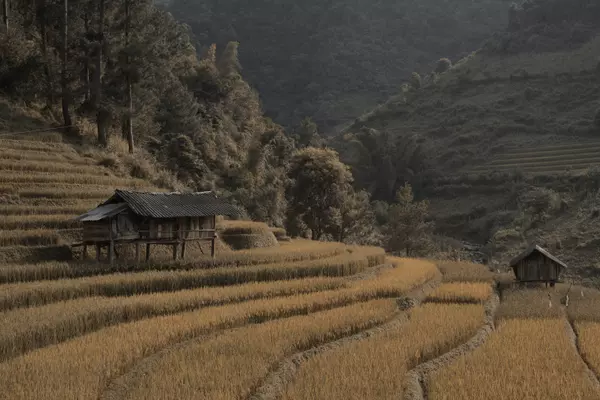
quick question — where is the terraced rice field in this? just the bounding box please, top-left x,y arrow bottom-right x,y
0,137 -> 158,259
469,140 -> 600,176
0,242 -> 436,399
4,137 -> 600,399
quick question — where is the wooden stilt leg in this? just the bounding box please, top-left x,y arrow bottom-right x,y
181,241 -> 186,259
96,244 -> 101,262
146,243 -> 151,262
109,240 -> 114,265
172,243 -> 178,261
211,237 -> 216,258
135,242 -> 140,264
83,245 -> 88,260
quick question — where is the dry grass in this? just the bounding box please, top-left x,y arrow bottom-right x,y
0,248 -> 385,310
0,257 -> 433,362
0,171 -> 149,186
218,220 -> 279,249
428,319 -> 600,400
425,283 -> 492,304
121,300 -> 397,400
0,138 -> 74,152
16,188 -> 118,199
217,220 -> 272,234
0,149 -> 93,165
436,261 -> 494,282
0,281 -> 411,400
574,321 -> 600,379
0,229 -> 63,246
0,205 -> 90,216
565,286 -> 600,322
271,226 -> 287,239
0,240 -> 348,283
0,214 -> 81,230
496,288 -> 565,320
0,159 -> 110,175
386,257 -> 441,290
282,304 -> 484,400
0,277 -> 346,361
219,233 -> 279,250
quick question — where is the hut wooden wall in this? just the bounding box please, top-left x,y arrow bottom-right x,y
513,252 -> 560,282
83,221 -> 111,242
181,216 -> 215,240
83,214 -> 139,242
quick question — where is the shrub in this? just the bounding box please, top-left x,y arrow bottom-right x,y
435,58 -> 452,74
410,72 -> 422,89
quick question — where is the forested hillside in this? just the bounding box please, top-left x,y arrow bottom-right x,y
165,0 -> 513,131
336,0 -> 600,274
0,0 -> 296,226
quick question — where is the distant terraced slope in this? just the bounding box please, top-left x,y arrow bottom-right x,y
0,137 -> 157,262
468,140 -> 600,176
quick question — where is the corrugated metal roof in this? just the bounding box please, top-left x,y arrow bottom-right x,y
101,190 -> 239,219
74,203 -> 129,222
509,244 -> 568,269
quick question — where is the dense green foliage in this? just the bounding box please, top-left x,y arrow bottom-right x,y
166,0 -> 513,130
386,183 -> 433,256
0,0 -> 296,226
286,148 -> 379,244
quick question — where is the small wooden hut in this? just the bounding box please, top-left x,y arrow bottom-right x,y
509,244 -> 567,287
73,190 -> 238,263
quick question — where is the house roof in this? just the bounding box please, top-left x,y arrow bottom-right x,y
101,190 -> 240,219
75,203 -> 129,222
509,244 -> 568,269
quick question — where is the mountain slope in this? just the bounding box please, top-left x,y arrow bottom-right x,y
336,0 -> 600,276
166,0 -> 513,130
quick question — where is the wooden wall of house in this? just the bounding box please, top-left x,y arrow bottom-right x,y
85,215 -> 218,242
180,216 -> 216,240
513,253 -> 560,282
148,219 -> 177,240
83,221 -> 111,242
83,213 -> 140,242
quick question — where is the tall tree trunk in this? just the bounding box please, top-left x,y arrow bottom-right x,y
37,0 -> 53,108
123,0 -> 134,153
94,0 -> 106,146
60,0 -> 72,130
2,0 -> 8,33
83,11 -> 90,101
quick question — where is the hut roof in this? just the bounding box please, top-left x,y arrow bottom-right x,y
75,203 -> 129,222
509,244 -> 567,269
74,190 -> 238,221
100,190 -> 239,219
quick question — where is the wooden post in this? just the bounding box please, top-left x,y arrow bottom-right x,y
108,216 -> 114,265
83,245 -> 88,260
109,240 -> 114,265
96,243 -> 101,262
172,243 -> 178,261
135,242 -> 140,264
211,236 -> 216,258
181,240 -> 186,259
146,243 -> 151,262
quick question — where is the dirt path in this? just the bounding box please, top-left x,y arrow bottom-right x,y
564,318 -> 600,392
403,285 -> 500,400
247,276 -> 442,400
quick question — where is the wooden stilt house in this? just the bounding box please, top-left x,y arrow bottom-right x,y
74,190 -> 238,263
509,244 -> 567,287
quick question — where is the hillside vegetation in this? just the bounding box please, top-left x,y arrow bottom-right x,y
336,0 -> 600,273
0,0 -> 296,227
165,0 -> 513,130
